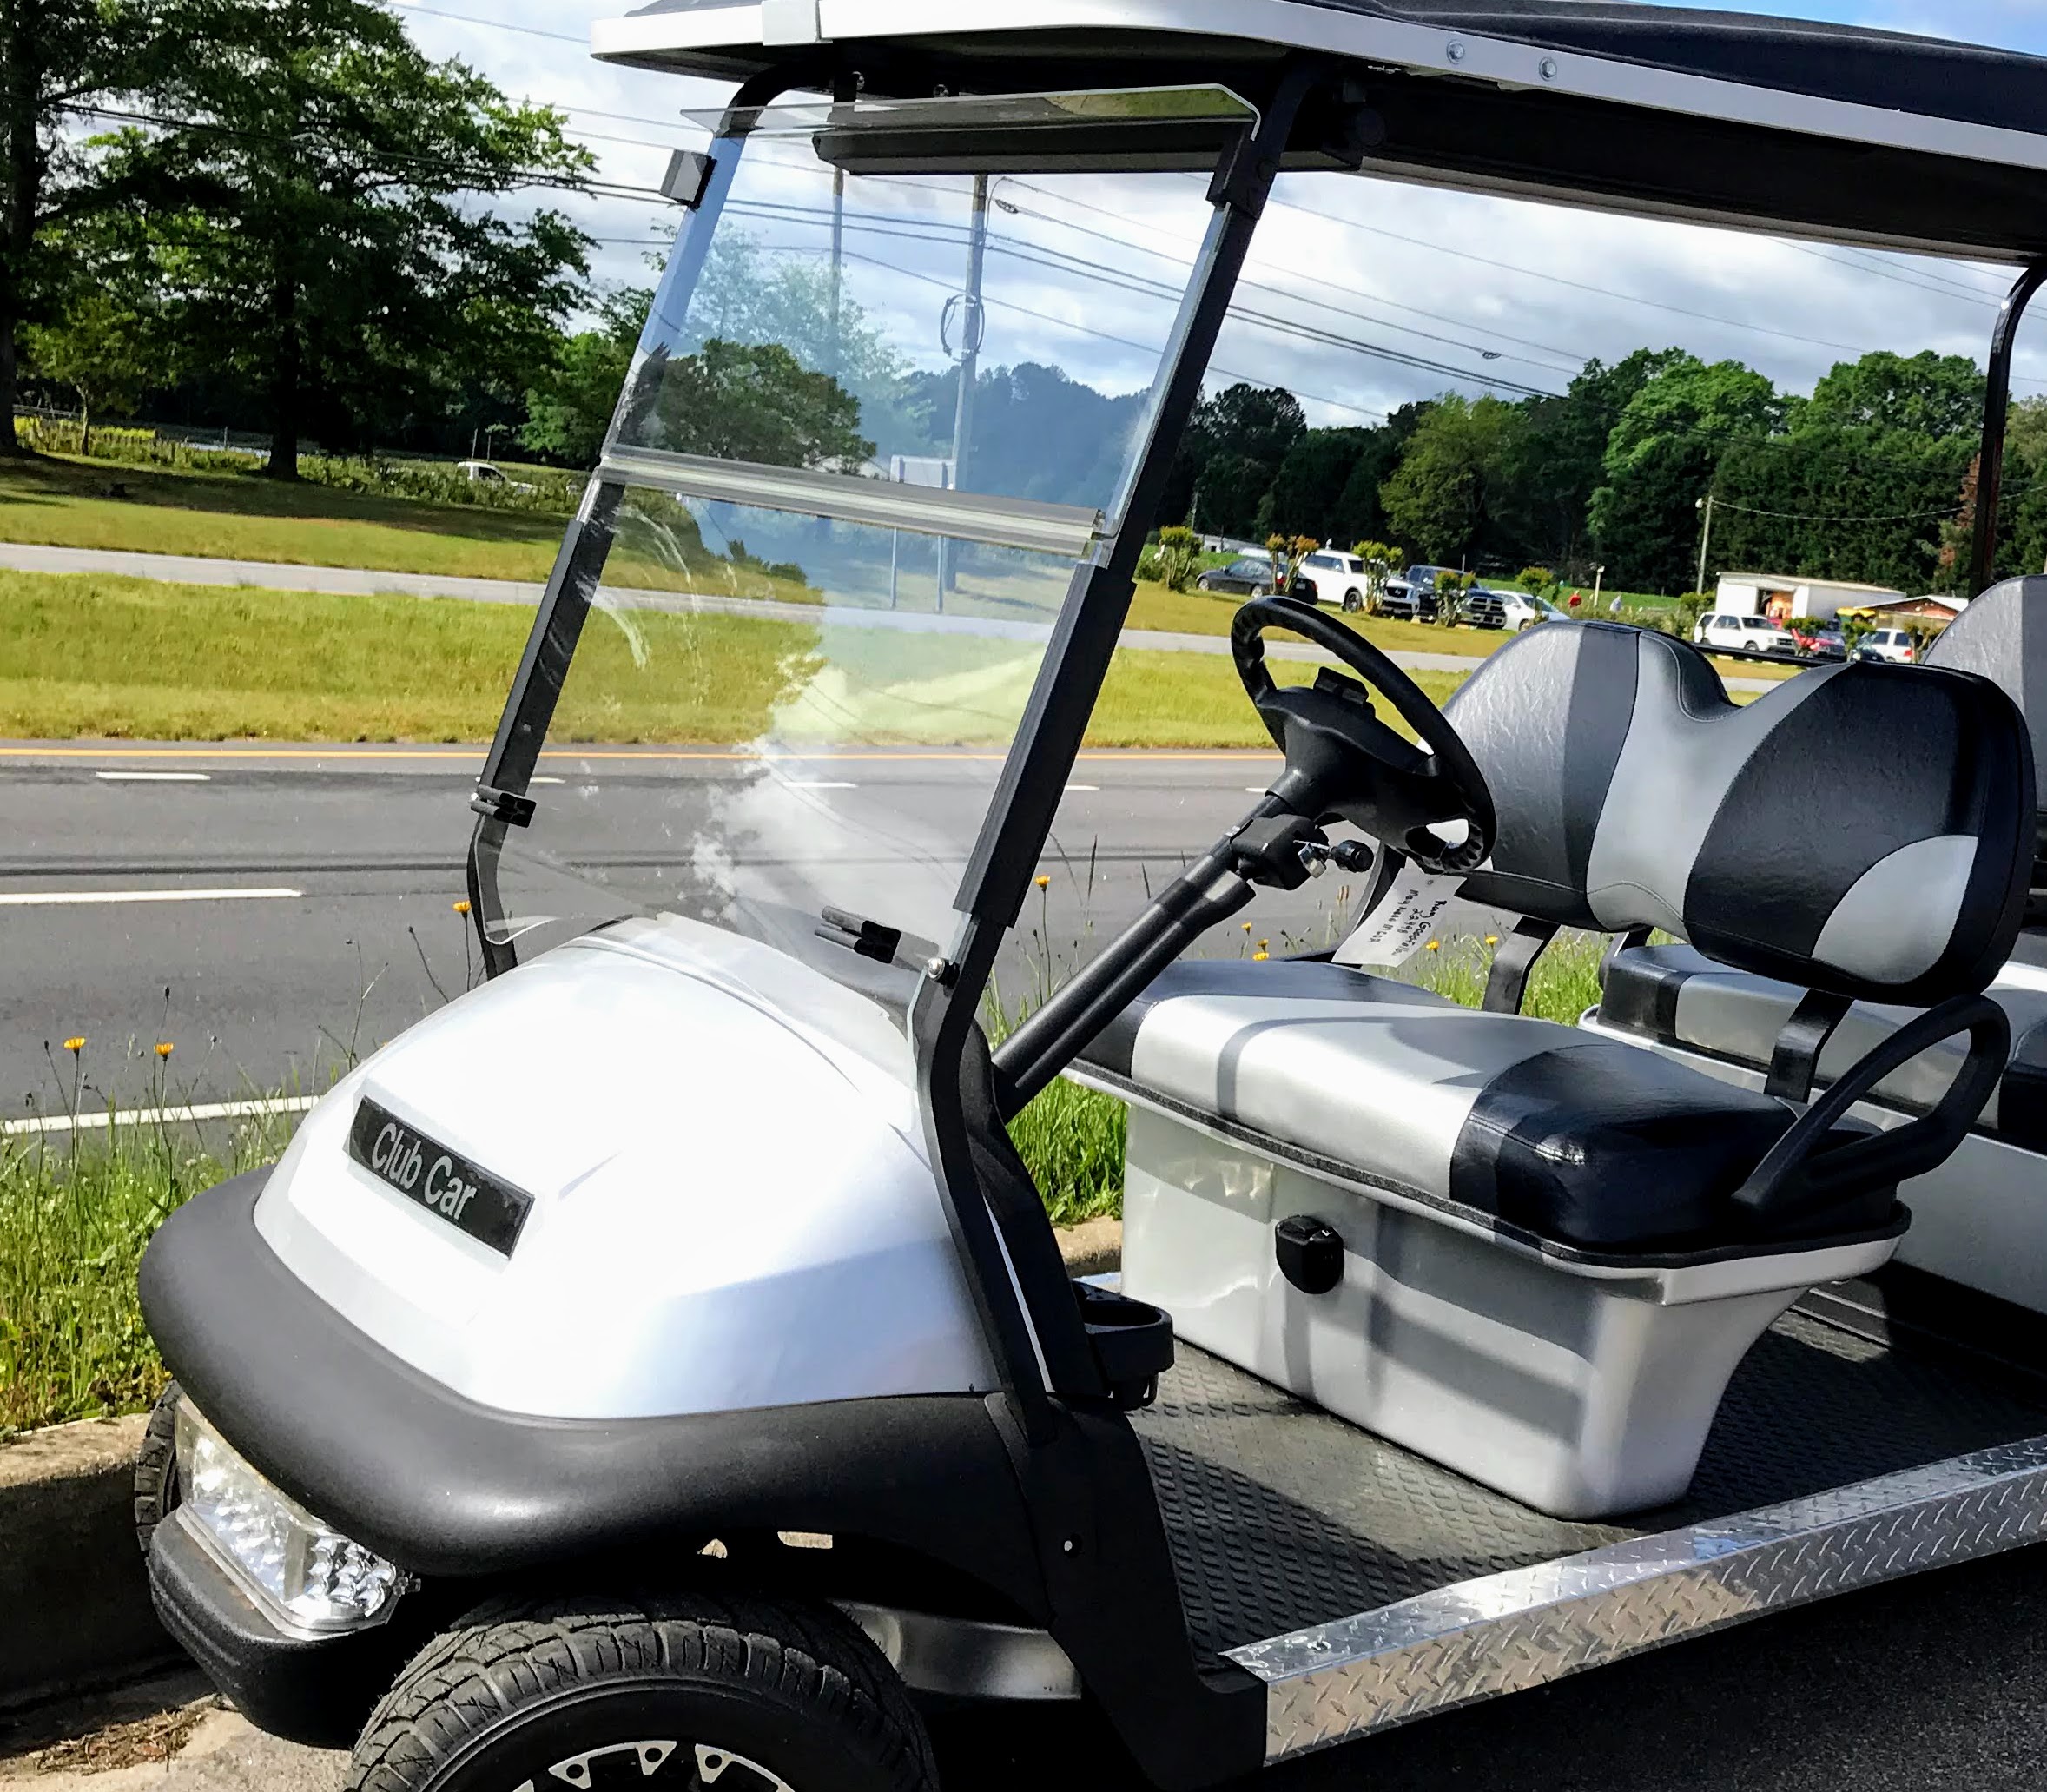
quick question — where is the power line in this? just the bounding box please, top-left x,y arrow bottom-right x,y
390,1 -> 586,47
1706,495 -> 1965,523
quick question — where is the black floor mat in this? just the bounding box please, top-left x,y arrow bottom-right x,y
1130,1311 -> 2047,1658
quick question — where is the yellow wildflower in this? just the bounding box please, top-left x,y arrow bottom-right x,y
1486,935 -> 1500,947
155,1041 -> 174,1058
1034,875 -> 1051,889
1252,950 -> 1270,962
63,1036 -> 85,1054
452,899 -> 472,916
1425,940 -> 1441,953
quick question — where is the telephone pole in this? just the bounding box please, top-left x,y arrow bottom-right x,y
1694,493 -> 1716,596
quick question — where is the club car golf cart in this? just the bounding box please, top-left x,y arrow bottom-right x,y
129,5 -> 2047,1789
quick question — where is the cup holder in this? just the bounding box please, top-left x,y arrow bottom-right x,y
1074,1281 -> 1174,1410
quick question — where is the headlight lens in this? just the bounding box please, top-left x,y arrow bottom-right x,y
175,1400 -> 405,1632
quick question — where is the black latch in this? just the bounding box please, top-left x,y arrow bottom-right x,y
1276,1215 -> 1345,1295
470,785 -> 537,828
659,149 -> 716,208
1230,813 -> 1327,891
816,906 -> 903,964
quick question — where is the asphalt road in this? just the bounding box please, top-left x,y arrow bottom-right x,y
10,1542 -> 2047,1788
0,740 -> 1396,1116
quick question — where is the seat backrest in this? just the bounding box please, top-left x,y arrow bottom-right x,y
1443,621 -> 2035,1005
1927,577 -> 2047,893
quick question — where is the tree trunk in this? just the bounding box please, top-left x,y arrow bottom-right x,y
77,394 -> 89,458
0,324 -> 23,457
261,265 -> 300,480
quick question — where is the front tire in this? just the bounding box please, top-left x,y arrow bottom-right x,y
133,1381 -> 182,1555
347,1593 -> 938,1792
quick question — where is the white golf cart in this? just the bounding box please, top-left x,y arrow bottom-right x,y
131,6 -> 2047,1789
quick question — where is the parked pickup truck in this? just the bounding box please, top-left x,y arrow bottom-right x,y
1378,564 -> 1455,622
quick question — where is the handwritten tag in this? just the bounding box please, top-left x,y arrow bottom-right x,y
1335,867 -> 1467,969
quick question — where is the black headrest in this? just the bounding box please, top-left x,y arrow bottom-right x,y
1445,622 -> 2035,1005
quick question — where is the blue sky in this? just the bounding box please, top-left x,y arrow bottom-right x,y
397,1 -> 2047,424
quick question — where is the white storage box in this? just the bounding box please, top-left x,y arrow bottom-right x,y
1119,1104 -> 1903,1518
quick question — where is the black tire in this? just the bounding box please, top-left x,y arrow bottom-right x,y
347,1591 -> 939,1792
133,1381 -> 182,1555
1342,588 -> 1362,612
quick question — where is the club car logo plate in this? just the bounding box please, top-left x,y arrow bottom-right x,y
347,1099 -> 532,1256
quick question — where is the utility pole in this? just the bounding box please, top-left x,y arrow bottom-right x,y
829,166 -> 845,377
941,174 -> 991,605
1694,493 -> 1716,596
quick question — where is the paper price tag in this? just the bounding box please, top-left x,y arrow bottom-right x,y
1335,867 -> 1467,969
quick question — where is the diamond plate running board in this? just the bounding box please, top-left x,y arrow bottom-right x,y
1227,1434 -> 2047,1763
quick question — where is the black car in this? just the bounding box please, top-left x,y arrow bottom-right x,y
1195,556 -> 1277,596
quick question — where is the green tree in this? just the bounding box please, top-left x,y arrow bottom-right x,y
0,0 -> 137,454
1806,349 -> 1984,440
641,339 -> 871,472
1349,539 -> 1402,613
1588,356 -> 1781,592
1265,427 -> 1371,541
1168,381 -> 1305,533
1329,400 -> 1431,546
23,280 -> 159,453
102,0 -> 591,477
521,287 -> 648,467
1379,393 -> 1521,565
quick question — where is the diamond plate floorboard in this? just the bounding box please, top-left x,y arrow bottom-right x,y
1131,1309 -> 2047,1658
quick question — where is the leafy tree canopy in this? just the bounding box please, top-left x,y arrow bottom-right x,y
1379,393 -> 1522,566
97,0 -> 592,475
642,339 -> 872,472
1806,349 -> 1984,441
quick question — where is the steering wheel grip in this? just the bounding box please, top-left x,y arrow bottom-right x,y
1231,597 -> 1496,876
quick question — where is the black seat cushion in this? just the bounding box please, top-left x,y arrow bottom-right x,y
1075,958 -> 1881,1255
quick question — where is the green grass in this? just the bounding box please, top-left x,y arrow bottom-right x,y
0,570 -> 1472,745
0,1097 -> 297,1436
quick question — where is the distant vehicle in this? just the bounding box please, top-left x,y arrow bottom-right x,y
1290,551 -> 1373,610
1196,556 -> 1278,597
1694,612 -> 1799,658
1380,564 -> 1455,622
456,460 -> 535,493
1497,590 -> 1572,631
1855,626 -> 1920,665
1463,586 -> 1514,630
1790,620 -> 1849,661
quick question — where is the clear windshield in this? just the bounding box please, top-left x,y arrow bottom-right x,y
487,96 -> 1235,1005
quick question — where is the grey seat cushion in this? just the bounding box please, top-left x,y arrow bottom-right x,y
1074,959 -> 1852,1253
1600,942 -> 2047,1152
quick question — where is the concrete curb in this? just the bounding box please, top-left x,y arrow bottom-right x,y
1056,1218 -> 1123,1278
0,1416 -> 174,1711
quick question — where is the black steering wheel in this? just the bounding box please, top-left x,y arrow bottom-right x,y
1231,596 -> 1496,876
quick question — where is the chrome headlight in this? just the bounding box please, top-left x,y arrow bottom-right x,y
175,1400 -> 406,1633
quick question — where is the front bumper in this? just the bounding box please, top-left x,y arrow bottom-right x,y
149,1510 -> 419,1749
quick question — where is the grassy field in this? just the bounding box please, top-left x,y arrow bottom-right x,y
0,570 -> 1468,745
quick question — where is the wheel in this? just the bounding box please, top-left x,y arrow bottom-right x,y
133,1381 -> 182,1555
1342,588 -> 1362,612
347,1592 -> 938,1792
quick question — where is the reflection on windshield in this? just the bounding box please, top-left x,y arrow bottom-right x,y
614,135 -> 1216,527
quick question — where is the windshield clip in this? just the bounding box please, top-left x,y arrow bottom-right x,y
817,906 -> 904,965
659,149 -> 716,209
471,785 -> 537,829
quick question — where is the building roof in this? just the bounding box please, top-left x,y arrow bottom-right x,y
598,2 -> 2047,260
1718,574 -> 1908,595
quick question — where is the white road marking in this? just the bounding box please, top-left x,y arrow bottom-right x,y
0,887 -> 303,907
531,776 -> 565,784
2,1094 -> 320,1137
786,779 -> 856,789
1065,784 -> 1100,792
95,770 -> 211,782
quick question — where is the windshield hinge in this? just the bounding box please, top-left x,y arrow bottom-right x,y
471,785 -> 537,828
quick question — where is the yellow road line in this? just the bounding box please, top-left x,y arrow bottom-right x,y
0,744 -> 1281,764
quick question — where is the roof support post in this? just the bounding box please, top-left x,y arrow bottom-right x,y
1970,260 -> 2047,598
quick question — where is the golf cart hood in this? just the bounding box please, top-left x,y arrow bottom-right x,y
250,919 -> 998,1419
